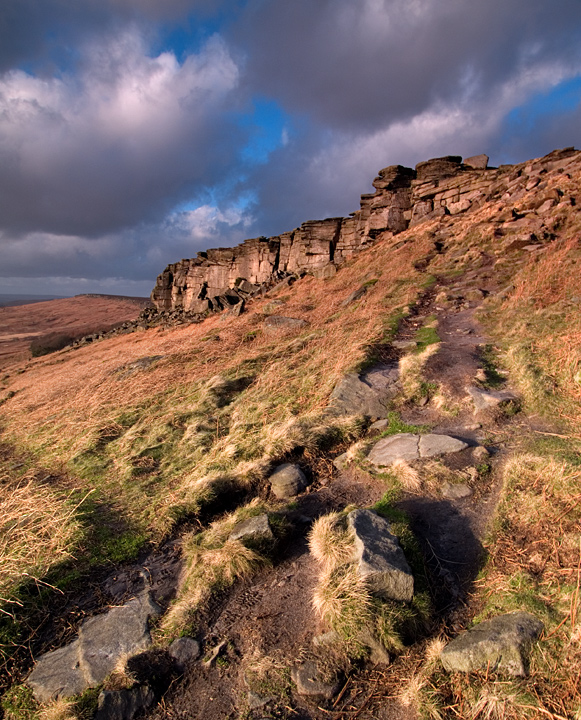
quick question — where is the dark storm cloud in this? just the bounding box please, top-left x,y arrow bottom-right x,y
231,0 -> 581,133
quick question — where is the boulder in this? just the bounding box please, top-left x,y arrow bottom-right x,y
27,592 -> 160,702
263,315 -> 308,331
78,593 -> 161,686
347,509 -> 413,602
94,685 -> 156,720
467,386 -> 520,412
441,612 -> 544,676
269,464 -> 307,499
418,434 -> 469,458
291,661 -> 340,699
229,513 -> 274,544
464,154 -> 489,170
168,637 -> 201,671
328,364 -> 399,419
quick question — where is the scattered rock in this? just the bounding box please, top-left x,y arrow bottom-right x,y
247,690 -> 274,709
367,433 -> 469,467
229,514 -> 274,544
328,364 -> 399,419
263,315 -> 308,331
472,446 -> 490,462
94,685 -> 156,720
168,637 -> 201,671
418,434 -> 469,458
442,482 -> 473,500
28,592 -> 160,702
269,463 -> 308,499
291,661 -> 340,699
392,339 -> 417,350
441,612 -> 544,676
347,509 -> 414,602
332,452 -> 350,471
78,593 -> 161,686
115,356 -> 164,380
467,386 -> 520,412
369,418 -> 390,431
341,286 -> 367,306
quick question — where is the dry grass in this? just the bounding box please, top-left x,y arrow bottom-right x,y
0,473 -> 84,608
37,698 -> 77,720
309,513 -> 355,572
398,343 -> 440,403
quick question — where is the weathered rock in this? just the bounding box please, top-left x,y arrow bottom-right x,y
79,593 -> 160,686
467,386 -> 520,412
472,445 -> 490,462
368,433 -> 469,467
27,593 -> 160,702
27,641 -> 87,703
269,463 -> 307,499
168,637 -> 201,670
229,513 -> 274,544
442,482 -> 473,500
94,685 -> 156,720
418,434 -> 469,458
291,661 -> 340,699
367,433 -> 420,465
332,452 -> 350,471
328,364 -> 399,419
347,509 -> 414,602
263,315 -> 308,331
341,286 -> 367,306
464,154 -> 489,170
440,612 -> 544,676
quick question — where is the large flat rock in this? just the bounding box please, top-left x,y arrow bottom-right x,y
27,592 -> 160,702
27,640 -> 87,704
347,509 -> 413,602
441,612 -> 544,676
368,433 -> 469,467
79,593 -> 161,686
328,364 -> 399,419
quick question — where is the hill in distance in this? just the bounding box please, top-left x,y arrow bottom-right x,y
0,148 -> 580,720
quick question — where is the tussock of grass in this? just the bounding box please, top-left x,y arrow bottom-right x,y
162,500 -> 273,635
0,474 -> 84,607
309,512 -> 355,571
38,698 -> 77,720
399,344 -> 440,403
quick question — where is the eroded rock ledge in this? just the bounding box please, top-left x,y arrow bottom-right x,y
150,147 -> 579,313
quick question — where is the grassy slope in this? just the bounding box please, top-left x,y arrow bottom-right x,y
1,154 -> 581,717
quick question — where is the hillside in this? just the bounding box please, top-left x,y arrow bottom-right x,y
1,148 -> 581,720
0,296 -> 149,370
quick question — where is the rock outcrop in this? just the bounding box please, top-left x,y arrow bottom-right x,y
150,147 -> 579,314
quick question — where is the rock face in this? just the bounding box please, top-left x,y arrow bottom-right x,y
27,592 -> 160,702
367,433 -> 469,467
347,509 -> 414,602
151,147 -> 581,313
440,612 -> 544,676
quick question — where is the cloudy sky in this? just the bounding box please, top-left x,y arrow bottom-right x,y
2,0 -> 581,296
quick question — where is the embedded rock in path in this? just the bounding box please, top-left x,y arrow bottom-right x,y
94,685 -> 156,720
27,641 -> 87,703
79,593 -> 161,686
168,637 -> 201,671
263,315 -> 308,331
328,363 -> 399,419
291,661 -> 340,699
442,482 -> 473,500
347,509 -> 414,602
229,513 -> 274,544
367,433 -> 469,467
440,612 -> 544,676
467,386 -> 520,412
27,592 -> 160,702
269,463 -> 307,499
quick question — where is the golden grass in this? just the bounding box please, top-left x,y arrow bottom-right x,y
398,343 -> 440,403
309,512 -> 355,572
37,698 -> 77,720
0,472 -> 84,608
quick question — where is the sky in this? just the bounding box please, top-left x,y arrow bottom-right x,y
1,1 -> 581,297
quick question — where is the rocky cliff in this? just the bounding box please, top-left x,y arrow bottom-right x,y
151,147 -> 578,312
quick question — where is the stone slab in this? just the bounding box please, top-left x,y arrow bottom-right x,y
27,640 -> 87,703
367,433 -> 419,466
291,661 -> 339,699
328,364 -> 399,420
418,434 -> 469,458
441,612 -> 544,676
348,509 -> 413,602
78,593 -> 160,686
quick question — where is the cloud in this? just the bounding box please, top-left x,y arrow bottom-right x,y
0,29 -> 242,237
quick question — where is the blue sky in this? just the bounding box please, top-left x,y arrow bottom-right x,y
1,0 -> 581,296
